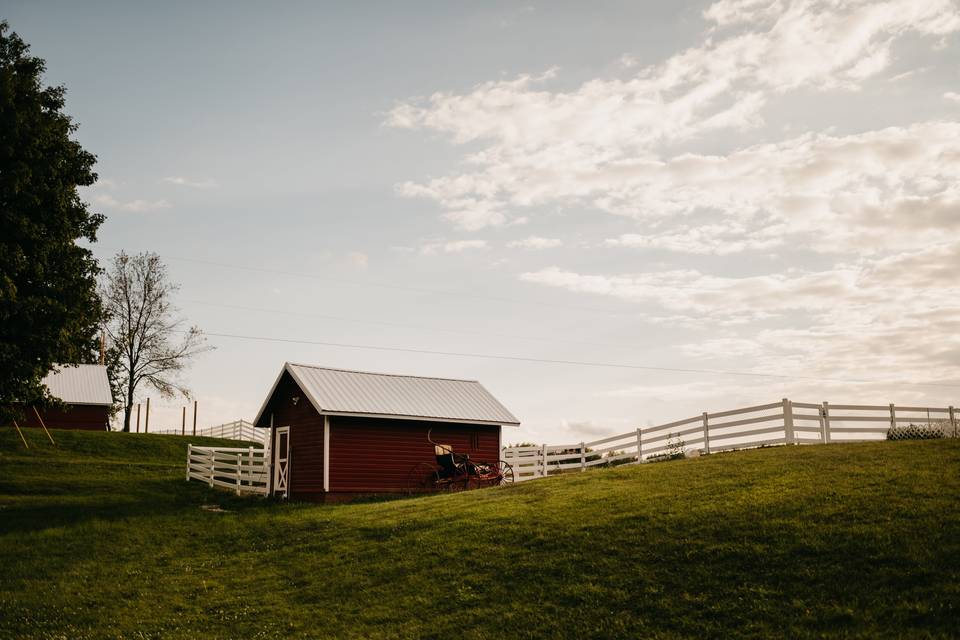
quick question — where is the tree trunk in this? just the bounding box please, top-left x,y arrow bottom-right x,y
122,381 -> 134,432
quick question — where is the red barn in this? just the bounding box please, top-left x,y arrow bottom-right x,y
20,364 -> 112,431
252,362 -> 520,501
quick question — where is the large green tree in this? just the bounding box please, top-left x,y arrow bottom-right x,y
0,21 -> 105,424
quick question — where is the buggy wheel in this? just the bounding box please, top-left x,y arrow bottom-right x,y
476,460 -> 514,488
498,461 -> 515,485
406,462 -> 440,495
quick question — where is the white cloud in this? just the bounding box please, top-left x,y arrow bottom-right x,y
389,0 -> 960,230
387,0 -> 960,401
521,241 -> 960,386
419,239 -> 489,255
605,223 -> 783,255
93,194 -> 171,213
507,236 -> 563,250
945,91 -> 960,103
162,176 -> 218,188
520,264 -> 862,317
560,419 -> 617,438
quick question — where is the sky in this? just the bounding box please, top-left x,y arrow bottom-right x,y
4,0 -> 960,442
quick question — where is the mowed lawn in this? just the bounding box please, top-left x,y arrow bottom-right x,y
1,429 -> 958,639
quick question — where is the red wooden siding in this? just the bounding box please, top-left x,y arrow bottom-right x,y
255,372 -> 325,496
328,416 -> 501,493
17,404 -> 109,431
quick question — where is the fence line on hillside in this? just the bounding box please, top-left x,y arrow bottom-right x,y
501,399 -> 958,482
153,420 -> 265,443
186,444 -> 270,495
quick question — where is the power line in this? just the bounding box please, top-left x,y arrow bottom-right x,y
184,299 -> 640,351
196,329 -> 960,390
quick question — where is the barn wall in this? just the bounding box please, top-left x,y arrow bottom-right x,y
257,372 -> 325,496
328,416 -> 501,493
18,404 -> 109,431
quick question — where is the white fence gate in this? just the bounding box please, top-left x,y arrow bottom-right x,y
502,399 -> 958,482
186,444 -> 270,495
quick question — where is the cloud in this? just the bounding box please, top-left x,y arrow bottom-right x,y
419,239 -> 489,255
945,91 -> 960,103
388,0 -> 960,230
520,264 -> 862,317
604,223 -> 783,255
521,242 -> 960,386
561,419 -> 617,438
387,0 -> 960,401
507,236 -> 563,250
92,194 -> 171,213
162,176 -> 218,188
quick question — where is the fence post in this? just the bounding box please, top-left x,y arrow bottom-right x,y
186,444 -> 192,481
889,403 -> 896,431
950,406 -> 957,438
580,442 -> 586,472
236,453 -> 242,495
702,412 -> 710,454
541,443 -> 548,478
821,402 -> 832,443
208,451 -> 214,487
636,428 -> 643,463
783,398 -> 795,445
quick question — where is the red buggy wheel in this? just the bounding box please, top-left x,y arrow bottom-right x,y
406,462 -> 440,494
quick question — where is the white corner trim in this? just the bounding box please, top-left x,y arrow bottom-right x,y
323,415 -> 330,493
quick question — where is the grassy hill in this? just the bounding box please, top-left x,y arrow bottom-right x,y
1,429 -> 958,639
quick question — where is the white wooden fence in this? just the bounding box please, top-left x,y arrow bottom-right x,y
155,420 -> 266,443
502,399 -> 958,482
186,444 -> 270,495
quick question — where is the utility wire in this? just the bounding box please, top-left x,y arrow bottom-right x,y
184,299 -> 641,351
100,246 -> 960,391
195,330 -> 960,390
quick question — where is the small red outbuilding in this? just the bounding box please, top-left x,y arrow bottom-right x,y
19,364 -> 113,431
252,362 -> 520,500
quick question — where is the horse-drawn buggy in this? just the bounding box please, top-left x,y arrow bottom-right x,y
406,430 -> 514,493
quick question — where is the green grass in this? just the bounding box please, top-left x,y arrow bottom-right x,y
1,429 -> 958,639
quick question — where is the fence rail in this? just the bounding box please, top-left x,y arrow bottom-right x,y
186,444 -> 269,495
154,420 -> 266,443
502,399 -> 958,482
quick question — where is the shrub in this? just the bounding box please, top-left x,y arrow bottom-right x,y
647,432 -> 686,463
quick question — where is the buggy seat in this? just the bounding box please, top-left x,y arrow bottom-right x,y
434,444 -> 463,478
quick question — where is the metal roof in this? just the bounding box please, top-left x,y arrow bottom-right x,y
42,364 -> 113,406
254,362 -> 520,426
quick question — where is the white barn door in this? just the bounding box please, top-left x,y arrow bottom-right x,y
274,426 -> 291,498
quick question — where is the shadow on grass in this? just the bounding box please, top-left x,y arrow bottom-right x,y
0,477 -> 277,535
